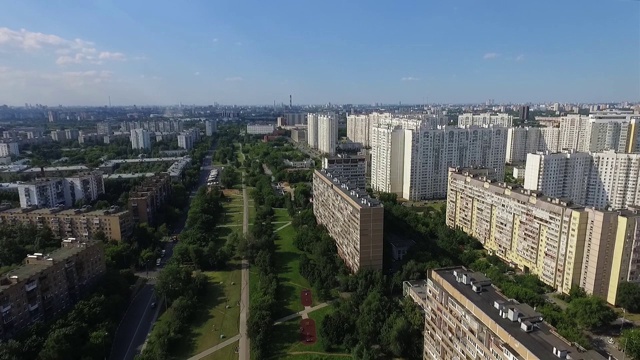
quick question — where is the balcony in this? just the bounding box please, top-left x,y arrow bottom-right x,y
28,303 -> 39,311
25,281 -> 37,292
3,316 -> 14,324
1,305 -> 10,313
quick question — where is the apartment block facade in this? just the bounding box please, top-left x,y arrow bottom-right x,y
0,206 -> 132,241
0,238 -> 106,339
525,150 -> 640,210
317,114 -> 338,155
322,154 -> 367,190
447,169 -> 640,304
312,169 -> 383,272
128,173 -> 172,225
307,113 -> 319,149
371,118 -> 507,200
0,142 -> 19,157
404,268 -> 606,360
130,128 -> 151,149
505,127 -> 561,163
246,123 -> 275,135
558,114 -> 640,154
458,112 -> 513,128
17,172 -> 105,208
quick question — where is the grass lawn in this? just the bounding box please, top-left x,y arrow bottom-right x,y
274,208 -> 291,223
201,344 -> 239,360
273,222 -> 316,319
270,306 -> 351,359
166,269 -> 241,358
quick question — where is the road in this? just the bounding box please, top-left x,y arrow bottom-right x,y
239,176 -> 250,360
110,149 -> 215,360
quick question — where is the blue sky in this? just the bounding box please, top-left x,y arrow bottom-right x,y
0,0 -> 638,105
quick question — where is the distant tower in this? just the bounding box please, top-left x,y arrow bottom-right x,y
289,95 -> 292,110
108,96 -> 111,107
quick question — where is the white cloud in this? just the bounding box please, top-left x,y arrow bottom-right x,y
483,52 -> 499,60
194,72 -> 200,76
516,54 -> 525,62
225,76 -> 243,81
401,76 -> 419,81
0,27 -> 126,65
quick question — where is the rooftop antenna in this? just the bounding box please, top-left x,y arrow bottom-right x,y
289,95 -> 292,110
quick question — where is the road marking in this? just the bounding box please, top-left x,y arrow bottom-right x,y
123,290 -> 154,360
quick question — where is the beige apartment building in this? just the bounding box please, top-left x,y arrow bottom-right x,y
0,238 -> 106,339
0,205 -> 132,241
404,267 -> 606,360
128,172 -> 172,225
312,169 -> 383,272
447,168 -> 640,304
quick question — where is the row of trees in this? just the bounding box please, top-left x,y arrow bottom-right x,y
137,265 -> 209,360
0,224 -> 58,270
245,173 -> 280,359
0,269 -> 135,360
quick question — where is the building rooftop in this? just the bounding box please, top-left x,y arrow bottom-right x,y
0,206 -> 127,217
23,165 -> 90,173
315,169 -> 381,208
1,239 -> 99,291
434,267 -> 607,360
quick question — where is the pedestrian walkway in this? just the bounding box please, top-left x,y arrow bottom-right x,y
186,335 -> 240,360
273,302 -> 330,325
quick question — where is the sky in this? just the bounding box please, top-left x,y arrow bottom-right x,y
0,0 -> 638,106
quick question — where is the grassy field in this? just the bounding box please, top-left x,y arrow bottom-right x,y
270,306 -> 351,360
274,208 -> 291,223
273,221 -> 317,318
201,345 -> 239,360
159,269 -> 241,358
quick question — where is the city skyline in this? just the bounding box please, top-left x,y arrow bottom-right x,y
0,0 -> 638,106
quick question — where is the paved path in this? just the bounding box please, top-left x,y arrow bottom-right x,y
275,222 -> 292,232
273,302 -> 331,325
186,335 -> 241,360
239,177 -> 250,360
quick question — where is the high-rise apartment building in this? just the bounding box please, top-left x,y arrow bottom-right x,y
284,112 -> 307,126
317,114 -> 338,155
371,118 -> 507,200
290,128 -> 306,144
96,122 -> 112,135
525,150 -> 640,210
0,142 -> 19,157
205,119 -> 217,136
130,129 -> 151,150
458,112 -> 513,128
447,169 -> 640,303
404,267 -> 607,360
505,127 -> 561,163
50,130 -> 66,142
17,173 -> 105,208
246,123 -> 275,135
519,105 -> 530,123
322,154 -> 367,190
307,113 -> 319,149
177,129 -> 199,150
0,238 -> 106,339
128,173 -> 172,225
558,114 -> 640,153
0,206 -> 132,241
312,169 -> 383,272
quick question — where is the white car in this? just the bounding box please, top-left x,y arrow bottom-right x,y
156,258 -> 161,266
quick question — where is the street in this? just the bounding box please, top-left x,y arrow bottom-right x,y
110,149 -> 215,360
238,177 -> 250,360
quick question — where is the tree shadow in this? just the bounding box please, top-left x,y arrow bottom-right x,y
170,278 -> 225,358
273,247 -> 303,319
269,319 -> 300,357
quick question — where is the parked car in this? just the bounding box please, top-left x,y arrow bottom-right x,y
156,258 -> 161,266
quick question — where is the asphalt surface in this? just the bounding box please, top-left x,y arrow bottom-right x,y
110,149 -> 215,360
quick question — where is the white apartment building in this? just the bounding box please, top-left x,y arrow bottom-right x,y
130,129 -> 151,150
307,113 -> 318,149
458,112 -> 513,128
0,142 -> 19,157
524,150 -> 592,203
177,129 -> 199,150
558,114 -> 640,153
371,117 -> 507,200
322,154 -> 367,189
525,150 -> 640,210
505,127 -> 561,163
246,123 -> 275,135
65,172 -> 105,205
346,114 -> 371,147
18,179 -> 70,208
205,120 -> 217,136
317,113 -> 338,155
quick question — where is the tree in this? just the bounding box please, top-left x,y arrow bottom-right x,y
566,296 -> 616,330
620,328 -> 640,360
617,282 -> 640,313
220,166 -> 240,188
